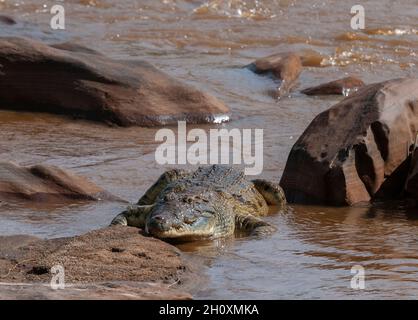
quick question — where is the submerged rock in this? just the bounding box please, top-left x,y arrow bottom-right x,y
0,37 -> 230,126
0,15 -> 16,25
301,76 -> 365,96
0,226 -> 194,299
0,162 -> 118,202
280,78 -> 418,206
248,52 -> 302,98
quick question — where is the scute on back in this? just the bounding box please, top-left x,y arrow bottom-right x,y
157,165 -> 269,216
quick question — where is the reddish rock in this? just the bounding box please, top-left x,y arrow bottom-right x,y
249,52 -> 302,97
297,49 -> 326,67
0,162 -> 118,202
301,76 -> 365,96
280,78 -> 418,206
0,226 -> 195,299
0,37 -> 230,126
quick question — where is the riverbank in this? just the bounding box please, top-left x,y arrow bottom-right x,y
0,226 -> 203,299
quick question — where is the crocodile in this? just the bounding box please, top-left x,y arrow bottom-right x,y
110,165 -> 286,241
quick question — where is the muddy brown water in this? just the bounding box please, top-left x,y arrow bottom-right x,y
1,0 -> 418,299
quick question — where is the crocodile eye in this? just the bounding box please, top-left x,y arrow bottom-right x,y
184,216 -> 197,224
201,211 -> 215,218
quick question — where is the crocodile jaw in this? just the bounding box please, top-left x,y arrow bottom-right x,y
145,217 -> 217,241
146,226 -> 216,241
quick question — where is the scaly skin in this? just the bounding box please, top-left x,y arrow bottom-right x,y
111,165 -> 286,241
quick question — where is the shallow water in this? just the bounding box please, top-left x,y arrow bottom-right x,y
1,0 -> 418,299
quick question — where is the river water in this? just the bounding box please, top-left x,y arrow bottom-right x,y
0,0 -> 418,299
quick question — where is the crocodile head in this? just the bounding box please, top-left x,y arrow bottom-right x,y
145,188 -> 233,241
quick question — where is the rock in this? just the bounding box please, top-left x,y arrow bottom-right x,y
0,226 -> 194,299
0,15 -> 16,25
0,37 -> 230,126
0,162 -> 118,202
301,76 -> 365,96
280,78 -> 418,206
249,52 -> 302,97
297,49 -> 326,67
0,235 -> 40,251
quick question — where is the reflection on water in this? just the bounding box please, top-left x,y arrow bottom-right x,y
187,204 -> 418,299
1,0 -> 418,299
0,199 -> 127,238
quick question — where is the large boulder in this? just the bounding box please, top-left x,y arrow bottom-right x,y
280,78 -> 418,206
0,226 -> 194,299
0,37 -> 230,126
0,162 -> 118,202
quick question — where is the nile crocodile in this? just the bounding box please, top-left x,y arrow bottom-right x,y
110,165 -> 286,241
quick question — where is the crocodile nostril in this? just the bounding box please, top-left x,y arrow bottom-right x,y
147,214 -> 172,233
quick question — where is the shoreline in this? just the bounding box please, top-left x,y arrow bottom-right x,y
0,227 -> 205,300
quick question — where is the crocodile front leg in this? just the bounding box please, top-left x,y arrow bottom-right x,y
252,179 -> 286,205
235,213 -> 277,237
110,204 -> 155,227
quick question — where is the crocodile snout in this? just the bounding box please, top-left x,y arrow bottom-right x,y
147,215 -> 171,233
147,214 -> 186,236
